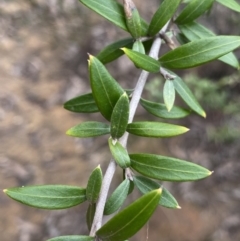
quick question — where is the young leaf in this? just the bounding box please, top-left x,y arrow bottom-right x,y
79,0 -> 148,35
96,189 -> 162,241
86,165 -> 103,203
179,22 -> 239,69
216,0 -> 240,13
123,0 -> 142,38
47,236 -> 94,241
104,179 -> 130,215
64,93 -> 98,113
111,92 -> 129,139
97,38 -> 134,64
4,185 -> 86,210
130,153 -> 213,182
133,176 -> 180,209
108,138 -> 131,169
86,203 -> 96,231
140,98 -> 190,119
121,48 -> 161,72
127,121 -> 189,138
89,55 -> 124,121
159,36 -> 240,69
163,80 -> 175,112
132,40 -> 145,54
66,121 -> 110,138
148,0 -> 181,36
175,0 -> 215,24
173,75 -> 206,118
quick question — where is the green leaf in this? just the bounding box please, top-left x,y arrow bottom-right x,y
148,0 -> 181,36
86,165 -> 103,203
121,48 -> 161,72
132,40 -> 145,54
216,0 -> 240,12
66,121 -> 110,138
63,93 -> 98,113
175,0 -> 215,24
47,236 -> 94,241
111,92 -> 129,139
179,22 -> 239,69
123,0 -> 142,38
140,98 -> 190,119
127,121 -> 189,138
159,36 -> 240,69
108,137 -> 131,169
104,179 -> 130,215
86,203 -> 96,231
89,55 -> 124,121
79,0 -> 148,35
133,176 -> 180,209
97,189 -> 162,241
163,80 -> 175,112
173,75 -> 206,118
130,153 -> 212,182
97,38 -> 134,64
4,185 -> 86,210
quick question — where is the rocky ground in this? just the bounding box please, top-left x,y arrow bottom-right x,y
0,1 -> 240,241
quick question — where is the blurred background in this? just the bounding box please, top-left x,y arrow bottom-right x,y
0,0 -> 240,241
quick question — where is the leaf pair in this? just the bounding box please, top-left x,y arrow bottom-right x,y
79,0 -> 148,36
97,189 -> 162,241
133,176 -> 180,209
120,37 -> 240,71
178,22 -> 239,69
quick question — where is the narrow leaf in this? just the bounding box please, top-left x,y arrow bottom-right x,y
133,176 -> 180,209
123,0 -> 142,38
79,0 -> 148,35
148,0 -> 181,36
159,36 -> 240,69
104,179 -> 130,215
175,0 -> 215,24
97,189 -> 162,241
4,185 -> 86,210
122,48 -> 161,72
163,80 -> 175,112
127,121 -> 189,138
64,93 -> 98,113
97,38 -> 134,64
173,75 -> 206,118
89,55 -> 124,121
86,203 -> 96,231
108,138 -> 131,169
111,92 -> 129,139
216,0 -> 240,12
47,236 -> 94,241
66,121 -> 110,138
130,153 -> 212,181
179,22 -> 239,69
86,165 -> 103,203
140,98 -> 190,119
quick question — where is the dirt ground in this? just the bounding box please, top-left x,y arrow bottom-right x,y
0,1 -> 240,241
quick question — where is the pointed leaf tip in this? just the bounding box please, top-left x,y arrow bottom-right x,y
177,205 -> 181,209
